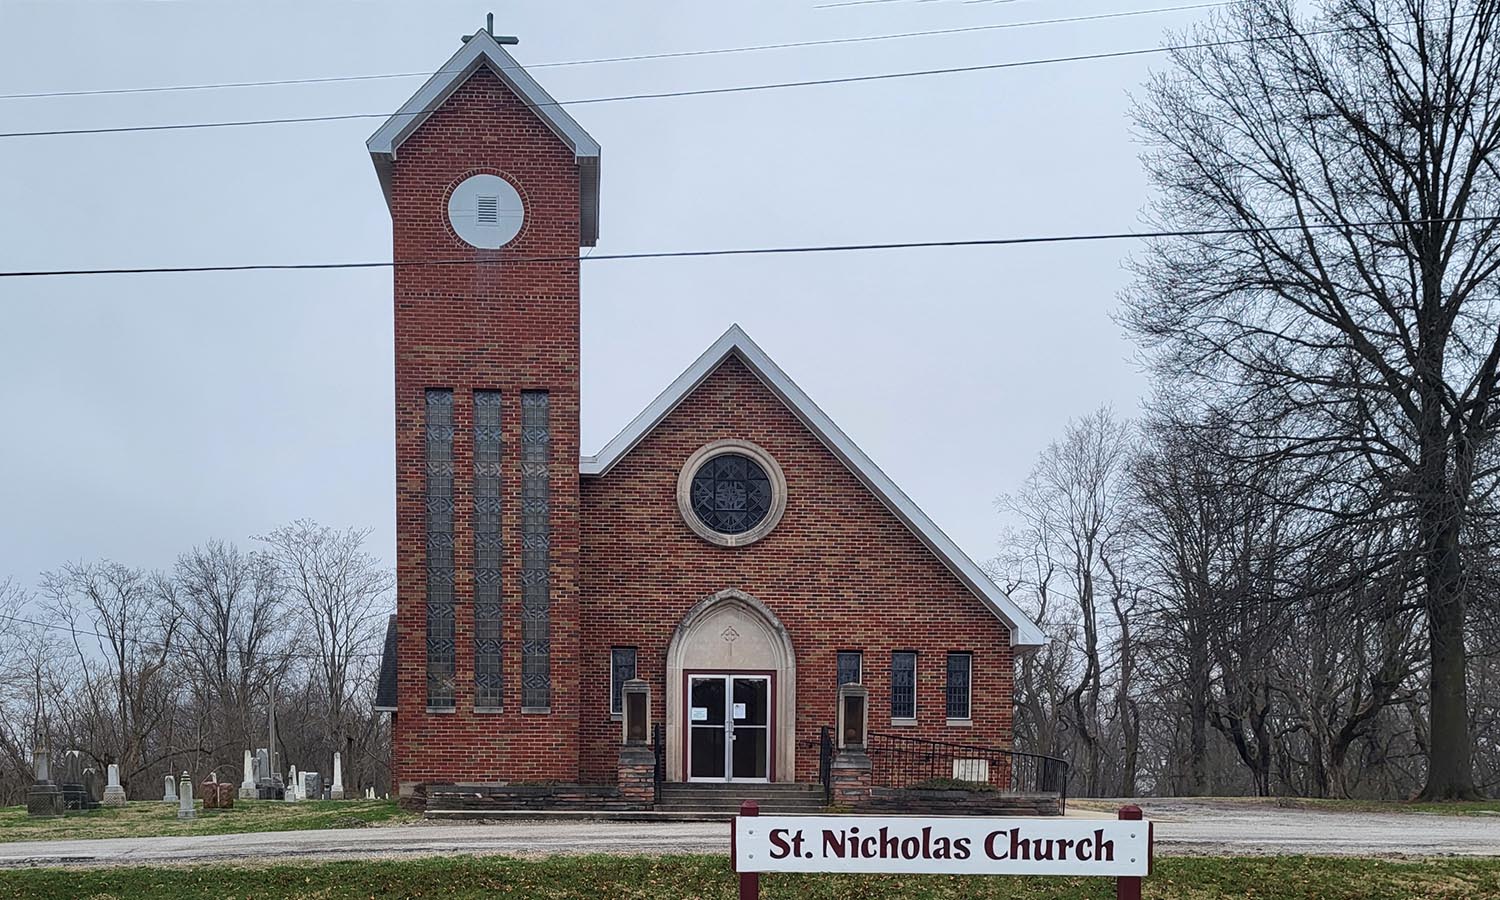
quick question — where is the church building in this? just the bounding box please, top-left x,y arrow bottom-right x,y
371,23 -> 1048,803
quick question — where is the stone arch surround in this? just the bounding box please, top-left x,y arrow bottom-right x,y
665,589 -> 797,782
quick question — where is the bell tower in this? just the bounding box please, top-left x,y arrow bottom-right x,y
368,22 -> 601,794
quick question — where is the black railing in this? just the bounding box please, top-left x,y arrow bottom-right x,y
866,732 -> 1070,812
652,723 -> 666,787
819,725 -> 834,803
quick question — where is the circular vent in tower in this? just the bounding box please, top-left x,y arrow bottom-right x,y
447,174 -> 525,249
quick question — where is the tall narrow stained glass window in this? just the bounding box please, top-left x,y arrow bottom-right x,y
946,652 -> 972,720
473,391 -> 504,709
520,391 -> 552,710
424,389 -> 456,709
891,651 -> 917,720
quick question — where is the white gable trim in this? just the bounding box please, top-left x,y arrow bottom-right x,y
580,325 -> 1048,649
366,30 -> 601,245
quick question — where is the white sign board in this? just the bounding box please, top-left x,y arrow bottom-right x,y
734,815 -> 1151,876
690,707 -> 709,722
733,703 -> 747,719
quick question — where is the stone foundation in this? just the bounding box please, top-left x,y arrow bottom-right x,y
616,746 -> 656,806
830,750 -> 872,806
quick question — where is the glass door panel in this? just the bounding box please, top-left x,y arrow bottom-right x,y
730,677 -> 770,781
689,676 -> 727,780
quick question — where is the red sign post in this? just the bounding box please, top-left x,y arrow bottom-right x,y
732,799 -> 1152,899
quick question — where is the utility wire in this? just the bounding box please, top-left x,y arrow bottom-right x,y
0,3 -> 1227,102
3,216 -> 1494,280
0,10 -> 1459,141
0,34 -> 1263,140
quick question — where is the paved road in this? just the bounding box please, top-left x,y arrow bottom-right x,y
2,799 -> 1496,868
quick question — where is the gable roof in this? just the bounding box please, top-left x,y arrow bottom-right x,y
373,614 -> 398,712
581,325 -> 1048,649
367,30 -> 602,246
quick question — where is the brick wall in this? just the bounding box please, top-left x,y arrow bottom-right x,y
390,67 -> 582,789
578,356 -> 1016,784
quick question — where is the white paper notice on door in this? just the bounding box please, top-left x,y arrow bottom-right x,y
691,707 -> 709,722
733,703 -> 747,719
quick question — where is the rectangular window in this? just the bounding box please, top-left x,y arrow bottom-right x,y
520,391 -> 552,711
891,651 -> 917,721
473,391 -> 503,709
837,651 -> 862,686
946,652 -> 972,721
610,647 -> 638,716
424,389 -> 455,710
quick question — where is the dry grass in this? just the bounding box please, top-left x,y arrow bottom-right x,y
0,799 -> 412,843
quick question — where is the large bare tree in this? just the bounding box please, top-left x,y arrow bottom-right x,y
1125,0 -> 1500,799
258,521 -> 390,792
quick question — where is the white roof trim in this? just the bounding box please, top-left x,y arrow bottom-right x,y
580,325 -> 1048,648
367,30 -> 601,245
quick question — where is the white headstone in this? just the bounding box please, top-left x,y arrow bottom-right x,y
163,774 -> 177,803
330,752 -> 344,800
101,763 -> 127,807
32,748 -> 50,783
177,772 -> 195,820
285,767 -> 300,802
239,749 -> 257,799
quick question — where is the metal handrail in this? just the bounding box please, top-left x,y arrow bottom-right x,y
866,731 -> 1070,812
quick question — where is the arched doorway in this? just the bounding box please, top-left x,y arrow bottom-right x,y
665,589 -> 797,782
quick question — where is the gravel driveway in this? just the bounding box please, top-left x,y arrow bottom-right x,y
1,798 -> 1495,868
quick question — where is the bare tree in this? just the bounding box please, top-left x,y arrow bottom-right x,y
171,540 -> 291,774
258,521 -> 391,790
40,561 -> 180,796
1001,408 -> 1135,795
1124,0 -> 1500,799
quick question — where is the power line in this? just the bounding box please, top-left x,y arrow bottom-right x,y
0,3 -> 1228,102
3,215 -> 1493,280
0,36 -> 1245,140
0,10 -> 1457,141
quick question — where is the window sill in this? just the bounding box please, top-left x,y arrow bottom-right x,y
946,718 -> 973,727
426,706 -> 456,715
474,707 -> 504,715
610,712 -> 622,722
521,706 -> 551,715
890,717 -> 918,727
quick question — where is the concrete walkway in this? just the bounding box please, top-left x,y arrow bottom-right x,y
2,799 -> 1497,868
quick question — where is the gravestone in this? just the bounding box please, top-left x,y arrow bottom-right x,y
330,752 -> 344,800
284,767 -> 299,802
60,750 -> 99,811
239,750 -> 257,800
26,747 -> 64,818
101,763 -> 127,807
163,773 -> 178,804
300,771 -> 322,802
82,766 -> 104,807
177,772 -> 195,820
254,748 -> 270,783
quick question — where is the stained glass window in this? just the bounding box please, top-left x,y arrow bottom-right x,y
520,391 -> 551,710
689,453 -> 772,535
610,647 -> 638,715
473,391 -> 503,709
424,389 -> 455,710
946,652 -> 972,720
837,651 -> 862,686
891,651 -> 917,720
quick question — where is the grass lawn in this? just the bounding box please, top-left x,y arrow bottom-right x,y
1,856 -> 1499,899
0,799 -> 412,843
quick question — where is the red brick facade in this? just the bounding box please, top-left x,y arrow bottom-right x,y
578,357 -> 1014,785
383,52 -> 1017,795
390,67 -> 583,788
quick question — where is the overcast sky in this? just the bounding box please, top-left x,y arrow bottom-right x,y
0,0 -> 1216,597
